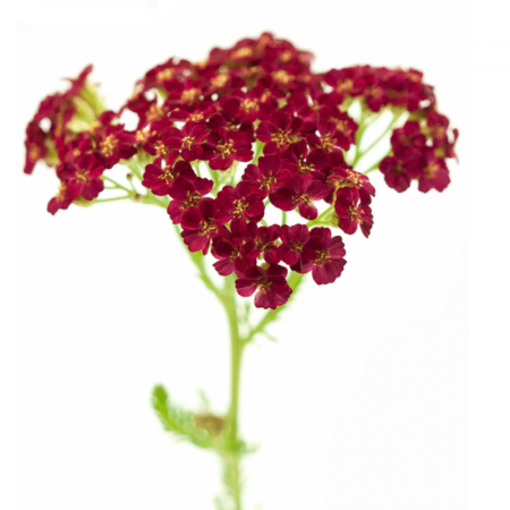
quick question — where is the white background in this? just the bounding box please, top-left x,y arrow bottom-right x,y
1,0 -> 509,509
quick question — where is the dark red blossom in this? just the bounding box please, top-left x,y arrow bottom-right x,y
270,174 -> 327,220
57,131 -> 94,164
391,120 -> 426,152
23,65 -> 95,174
425,110 -> 450,142
415,148 -> 451,193
256,111 -> 302,155
307,120 -> 353,153
207,128 -> 253,171
334,189 -> 373,238
180,198 -> 226,254
58,155 -> 104,201
235,264 -> 292,309
330,111 -> 358,146
300,227 -> 346,285
142,158 -> 194,196
211,222 -> 258,277
24,121 -> 48,174
47,182 -> 74,215
281,139 -> 327,176
167,176 -> 214,223
242,154 -> 284,197
249,223 -> 281,264
96,124 -> 137,169
379,155 -> 422,193
165,122 -> 212,162
424,109 -> 459,161
221,88 -> 278,125
327,166 -> 375,205
278,224 -> 310,266
216,181 -> 265,229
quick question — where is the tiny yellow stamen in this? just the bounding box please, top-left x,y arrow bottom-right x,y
146,103 -> 164,122
100,134 -> 118,157
272,70 -> 293,85
181,88 -> 201,104
232,47 -> 253,60
211,74 -> 228,88
156,68 -> 173,83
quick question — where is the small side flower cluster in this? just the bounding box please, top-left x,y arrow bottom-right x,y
23,33 -> 458,309
379,113 -> 458,193
23,66 -> 138,213
323,65 -> 458,193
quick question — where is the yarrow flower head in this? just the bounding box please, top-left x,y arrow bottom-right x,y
23,32 -> 458,309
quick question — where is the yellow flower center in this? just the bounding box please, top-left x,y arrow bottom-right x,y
272,70 -> 293,85
159,166 -> 176,184
211,74 -> 228,88
181,88 -> 201,104
146,103 -> 164,122
216,140 -> 235,158
424,162 -> 440,179
232,198 -> 248,218
319,133 -> 334,152
314,249 -> 331,266
154,141 -> 168,158
232,47 -> 253,60
136,129 -> 150,144
348,205 -> 363,224
156,68 -> 174,83
189,112 -> 204,123
336,79 -> 353,94
75,168 -> 89,182
297,156 -> 312,174
271,128 -> 292,148
199,219 -> 218,237
181,136 -> 195,150
256,276 -> 271,293
241,98 -> 257,112
100,134 -> 118,157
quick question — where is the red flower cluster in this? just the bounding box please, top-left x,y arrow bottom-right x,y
23,67 -> 137,213
379,115 -> 457,193
24,33 -> 458,309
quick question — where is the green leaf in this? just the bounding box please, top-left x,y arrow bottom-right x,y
151,385 -> 212,449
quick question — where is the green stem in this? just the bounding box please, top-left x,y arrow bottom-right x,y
102,176 -> 131,193
105,160 -> 311,509
120,157 -> 144,181
350,110 -> 376,164
360,114 -> 399,157
244,271 -> 305,345
220,276 -> 244,510
353,112 -> 404,168
307,204 -> 334,227
252,140 -> 264,164
93,195 -> 131,203
363,147 -> 393,174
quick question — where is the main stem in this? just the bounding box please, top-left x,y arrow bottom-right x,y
221,275 -> 245,510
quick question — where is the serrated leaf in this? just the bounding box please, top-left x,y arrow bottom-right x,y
151,385 -> 212,449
